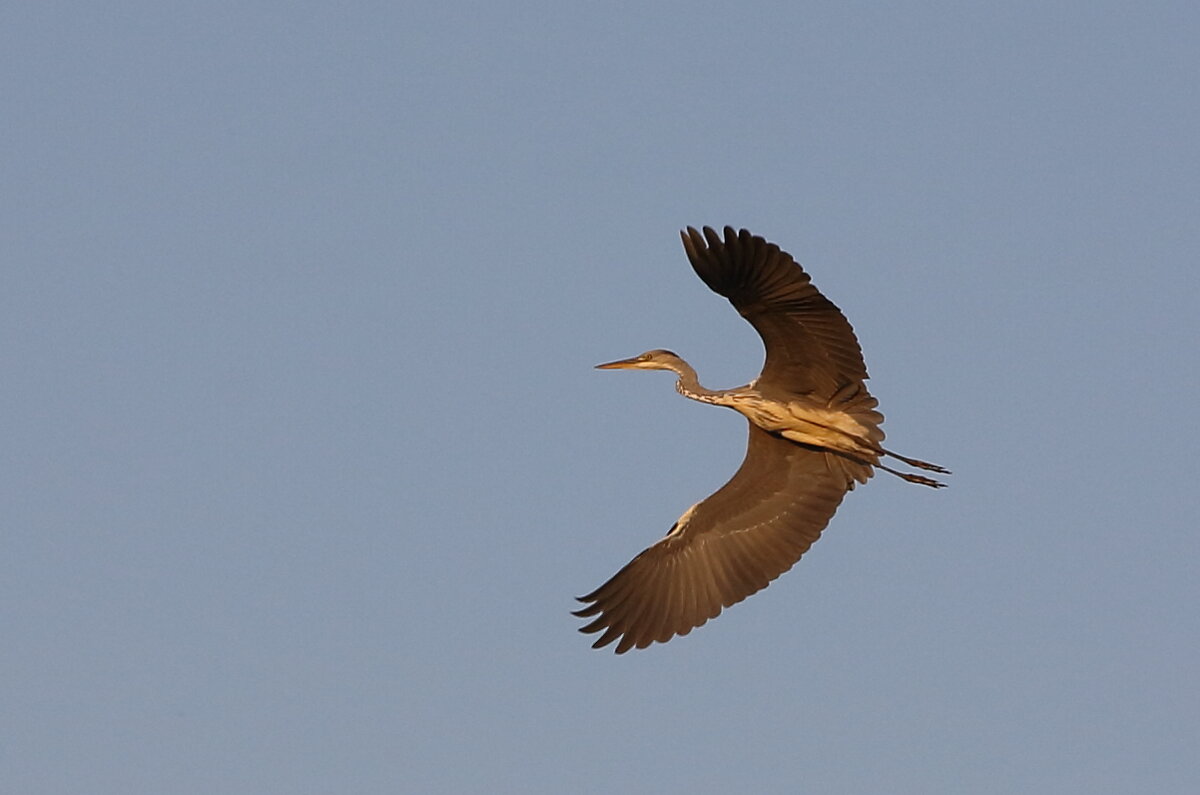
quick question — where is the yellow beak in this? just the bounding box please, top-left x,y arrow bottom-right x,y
594,356 -> 642,370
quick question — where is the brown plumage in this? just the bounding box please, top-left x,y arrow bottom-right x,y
575,226 -> 948,654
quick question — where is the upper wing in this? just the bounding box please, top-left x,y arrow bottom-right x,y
681,226 -> 870,397
574,425 -> 854,653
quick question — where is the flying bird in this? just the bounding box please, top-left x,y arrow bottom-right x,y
575,226 -> 948,654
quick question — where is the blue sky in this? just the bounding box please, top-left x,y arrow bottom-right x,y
4,2 -> 1199,793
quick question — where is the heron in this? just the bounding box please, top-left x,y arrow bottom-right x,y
575,226 -> 949,654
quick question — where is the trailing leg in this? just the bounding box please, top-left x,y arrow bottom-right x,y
876,461 -> 947,488
882,447 -> 950,474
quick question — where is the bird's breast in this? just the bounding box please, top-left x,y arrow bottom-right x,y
734,398 -> 880,459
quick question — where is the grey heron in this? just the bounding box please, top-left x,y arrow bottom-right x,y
575,226 -> 948,654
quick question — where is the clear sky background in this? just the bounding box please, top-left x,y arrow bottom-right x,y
4,2 -> 1199,793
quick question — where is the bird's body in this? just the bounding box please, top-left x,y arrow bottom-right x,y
576,226 -> 948,654
652,353 -> 886,483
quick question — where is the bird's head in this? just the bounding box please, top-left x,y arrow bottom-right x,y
595,349 -> 685,372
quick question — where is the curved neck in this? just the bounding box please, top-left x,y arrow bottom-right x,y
668,359 -> 722,403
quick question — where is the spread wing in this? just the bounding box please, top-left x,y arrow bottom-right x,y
574,425 -> 854,653
681,226 -> 870,397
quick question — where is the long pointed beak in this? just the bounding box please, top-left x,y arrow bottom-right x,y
595,356 -> 641,370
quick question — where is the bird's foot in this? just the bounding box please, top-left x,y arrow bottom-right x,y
898,472 -> 947,488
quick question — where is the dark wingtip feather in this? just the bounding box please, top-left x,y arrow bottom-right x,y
577,614 -> 608,635
572,602 -> 601,618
